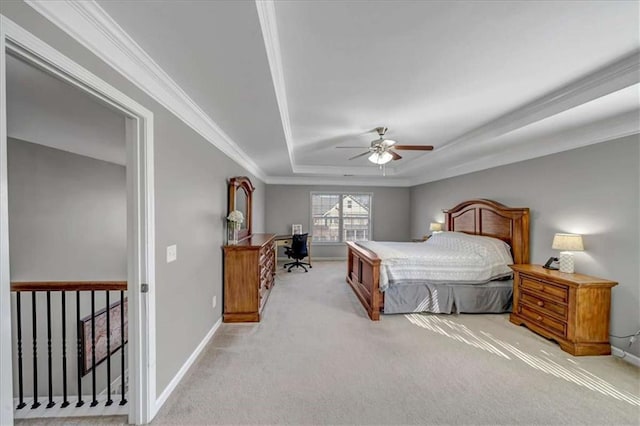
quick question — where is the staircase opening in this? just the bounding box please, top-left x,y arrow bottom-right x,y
3,46 -> 135,421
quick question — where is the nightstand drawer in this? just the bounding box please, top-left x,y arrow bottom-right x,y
518,304 -> 566,337
520,276 -> 568,302
520,290 -> 567,319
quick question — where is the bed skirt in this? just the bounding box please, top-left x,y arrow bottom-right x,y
383,279 -> 513,314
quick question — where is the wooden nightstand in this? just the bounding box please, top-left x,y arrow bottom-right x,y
510,264 -> 617,356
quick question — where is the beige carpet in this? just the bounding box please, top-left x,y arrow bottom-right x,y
18,261 -> 640,425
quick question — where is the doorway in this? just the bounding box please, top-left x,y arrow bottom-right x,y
0,16 -> 156,425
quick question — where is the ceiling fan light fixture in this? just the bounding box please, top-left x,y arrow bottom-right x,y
368,151 -> 393,165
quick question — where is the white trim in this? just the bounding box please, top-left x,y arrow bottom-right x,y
408,111 -> 640,187
292,164 -> 400,176
437,51 -> 640,151
0,18 -> 13,426
13,396 -> 128,419
154,318 -> 222,411
265,175 -> 411,187
0,15 -> 156,425
23,1 -> 640,188
611,346 -> 640,368
25,0 -> 266,182
255,0 -> 296,170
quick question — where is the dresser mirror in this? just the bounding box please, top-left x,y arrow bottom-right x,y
228,176 -> 254,241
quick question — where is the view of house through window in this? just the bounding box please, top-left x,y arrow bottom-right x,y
311,193 -> 372,242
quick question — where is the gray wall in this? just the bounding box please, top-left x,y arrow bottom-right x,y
8,139 -> 126,281
409,135 -> 640,356
1,1 -> 266,396
265,185 -> 410,258
8,139 -> 127,397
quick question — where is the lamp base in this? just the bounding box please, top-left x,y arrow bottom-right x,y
558,251 -> 574,273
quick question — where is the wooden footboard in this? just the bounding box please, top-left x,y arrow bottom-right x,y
345,242 -> 384,320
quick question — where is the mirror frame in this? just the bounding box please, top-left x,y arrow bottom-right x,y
228,176 -> 255,241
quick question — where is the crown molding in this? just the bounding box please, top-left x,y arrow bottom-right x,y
265,175 -> 411,187
22,1 -> 640,188
292,164 -> 399,176
400,50 -> 640,174
25,0 -> 267,181
255,0 -> 297,170
439,50 -> 640,151
408,111 -> 640,187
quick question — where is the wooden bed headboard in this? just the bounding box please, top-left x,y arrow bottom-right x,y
443,199 -> 530,264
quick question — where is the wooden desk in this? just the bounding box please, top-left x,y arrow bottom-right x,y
274,235 -> 313,266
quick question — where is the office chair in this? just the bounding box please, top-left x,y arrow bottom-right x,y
283,233 -> 312,273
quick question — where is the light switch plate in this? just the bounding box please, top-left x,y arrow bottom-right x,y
212,296 -> 217,309
166,245 -> 177,263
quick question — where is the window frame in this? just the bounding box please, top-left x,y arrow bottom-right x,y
309,191 -> 374,245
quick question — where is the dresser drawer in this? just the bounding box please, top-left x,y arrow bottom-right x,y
518,304 -> 566,337
520,275 -> 568,303
520,290 -> 567,320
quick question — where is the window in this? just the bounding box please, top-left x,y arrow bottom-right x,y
311,193 -> 372,243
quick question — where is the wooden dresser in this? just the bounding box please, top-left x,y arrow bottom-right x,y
510,264 -> 617,356
223,233 -> 276,322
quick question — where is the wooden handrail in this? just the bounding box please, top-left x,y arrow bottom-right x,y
11,281 -> 127,292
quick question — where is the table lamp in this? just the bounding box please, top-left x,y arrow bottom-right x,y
429,222 -> 443,233
551,233 -> 584,273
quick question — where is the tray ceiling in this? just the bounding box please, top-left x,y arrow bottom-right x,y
33,0 -> 640,185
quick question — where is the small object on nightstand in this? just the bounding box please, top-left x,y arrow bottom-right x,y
543,256 -> 559,270
510,264 -> 617,356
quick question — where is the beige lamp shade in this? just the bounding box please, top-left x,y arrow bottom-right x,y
429,222 -> 443,232
552,233 -> 584,251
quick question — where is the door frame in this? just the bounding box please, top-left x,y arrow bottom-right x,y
0,15 -> 156,424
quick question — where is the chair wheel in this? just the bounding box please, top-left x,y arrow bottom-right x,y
287,270 -> 291,273
309,266 -> 312,268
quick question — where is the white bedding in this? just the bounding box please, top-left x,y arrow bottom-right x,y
356,232 -> 514,291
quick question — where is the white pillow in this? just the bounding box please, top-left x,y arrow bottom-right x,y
427,232 -> 513,279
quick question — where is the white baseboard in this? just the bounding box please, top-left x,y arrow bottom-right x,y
154,317 -> 222,413
13,395 -> 128,419
611,346 -> 640,367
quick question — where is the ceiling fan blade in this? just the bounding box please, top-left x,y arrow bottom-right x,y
389,150 -> 402,161
393,145 -> 434,151
348,151 -> 371,160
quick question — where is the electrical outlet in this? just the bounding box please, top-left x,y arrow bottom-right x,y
212,296 -> 217,309
166,245 -> 177,263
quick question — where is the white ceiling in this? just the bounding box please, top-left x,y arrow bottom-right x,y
73,1 -> 639,184
6,54 -> 126,165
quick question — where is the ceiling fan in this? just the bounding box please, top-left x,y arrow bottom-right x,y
336,127 -> 434,165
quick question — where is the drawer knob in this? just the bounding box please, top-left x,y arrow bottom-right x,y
537,301 -> 544,307
536,315 -> 542,321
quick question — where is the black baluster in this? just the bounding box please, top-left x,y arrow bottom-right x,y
61,292 -> 69,408
16,292 -> 26,409
31,292 -> 40,409
76,291 -> 84,407
90,290 -> 98,407
105,291 -> 113,406
119,291 -> 127,406
46,291 -> 55,408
